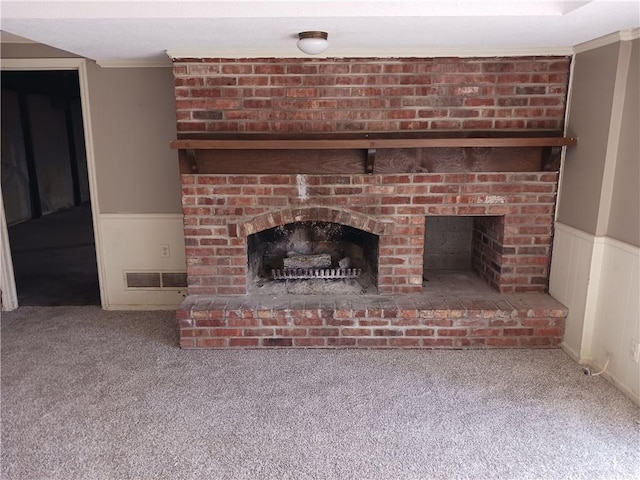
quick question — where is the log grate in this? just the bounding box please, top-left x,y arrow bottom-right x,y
272,268 -> 361,280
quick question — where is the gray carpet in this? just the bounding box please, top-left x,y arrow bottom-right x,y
1,307 -> 639,480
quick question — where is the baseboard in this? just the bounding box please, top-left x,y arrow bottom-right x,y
574,353 -> 640,407
104,304 -> 180,311
600,372 -> 640,407
560,342 -> 583,364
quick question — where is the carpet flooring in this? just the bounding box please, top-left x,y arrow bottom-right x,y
1,306 -> 639,480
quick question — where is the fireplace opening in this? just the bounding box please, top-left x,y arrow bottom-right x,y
247,221 -> 378,294
423,216 -> 505,291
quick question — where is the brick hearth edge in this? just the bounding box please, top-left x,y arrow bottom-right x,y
178,294 -> 567,349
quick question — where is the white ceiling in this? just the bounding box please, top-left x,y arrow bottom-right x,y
1,0 -> 639,66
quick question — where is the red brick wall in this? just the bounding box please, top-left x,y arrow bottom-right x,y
173,56 -> 569,349
181,172 -> 558,295
173,56 -> 570,134
472,216 -> 507,289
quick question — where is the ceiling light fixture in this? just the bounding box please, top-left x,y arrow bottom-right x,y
297,31 -> 329,55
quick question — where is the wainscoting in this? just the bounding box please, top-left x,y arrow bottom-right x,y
549,223 -> 596,357
550,222 -> 640,403
99,214 -> 186,309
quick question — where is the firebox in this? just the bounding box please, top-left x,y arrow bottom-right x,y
247,221 -> 379,294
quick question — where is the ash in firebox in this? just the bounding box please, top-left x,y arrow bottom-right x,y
249,274 -> 376,295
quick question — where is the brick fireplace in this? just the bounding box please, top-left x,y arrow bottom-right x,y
172,56 -> 571,349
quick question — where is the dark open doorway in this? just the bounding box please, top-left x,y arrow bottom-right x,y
1,70 -> 100,306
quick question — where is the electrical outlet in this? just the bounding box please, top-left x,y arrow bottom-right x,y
160,244 -> 170,258
631,341 -> 640,364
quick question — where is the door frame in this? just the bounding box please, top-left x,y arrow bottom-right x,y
0,58 -> 106,310
0,182 -> 18,310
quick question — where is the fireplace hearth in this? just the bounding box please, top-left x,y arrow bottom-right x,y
176,169 -> 569,349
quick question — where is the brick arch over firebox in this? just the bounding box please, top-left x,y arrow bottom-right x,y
229,207 -> 394,238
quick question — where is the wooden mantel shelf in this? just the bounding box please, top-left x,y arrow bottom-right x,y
170,135 -> 577,151
170,132 -> 577,175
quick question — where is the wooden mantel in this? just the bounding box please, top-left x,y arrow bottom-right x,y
171,135 -> 576,150
170,131 -> 577,175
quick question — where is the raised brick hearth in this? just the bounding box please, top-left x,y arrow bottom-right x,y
177,277 -> 567,349
172,55 -> 570,349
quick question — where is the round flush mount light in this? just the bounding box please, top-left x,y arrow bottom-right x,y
297,31 -> 329,55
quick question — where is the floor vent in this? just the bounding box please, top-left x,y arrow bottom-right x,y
125,272 -> 187,289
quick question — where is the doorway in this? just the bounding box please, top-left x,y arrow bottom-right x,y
1,70 -> 100,306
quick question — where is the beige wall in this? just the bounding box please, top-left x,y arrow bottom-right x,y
551,36 -> 640,404
0,42 -> 80,58
607,39 -> 639,247
1,42 -> 181,214
1,43 -> 185,309
85,63 -> 181,213
557,43 -> 620,234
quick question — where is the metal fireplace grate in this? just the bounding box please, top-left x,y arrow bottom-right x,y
272,268 -> 362,280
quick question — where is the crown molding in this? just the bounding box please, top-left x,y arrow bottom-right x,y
166,46 -> 574,61
0,58 -> 85,70
96,59 -> 172,68
621,27 -> 640,41
573,28 -> 640,54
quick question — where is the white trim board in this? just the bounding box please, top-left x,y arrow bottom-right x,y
553,222 -> 640,406
0,184 -> 18,311
554,221 -> 597,242
0,58 -> 86,70
99,213 -> 183,220
574,349 -> 640,407
555,223 -> 640,255
97,60 -> 172,68
166,46 -> 575,61
103,304 -> 182,311
573,28 -> 640,54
